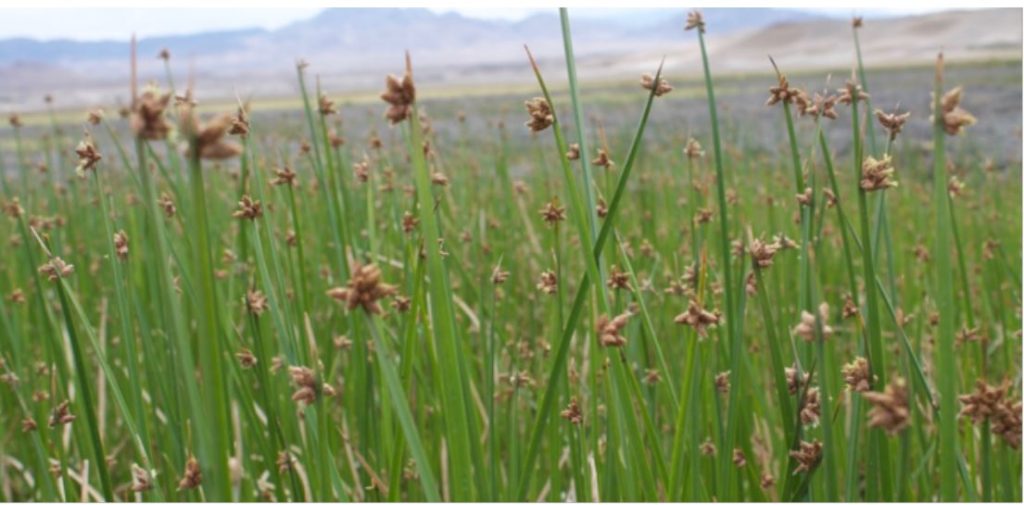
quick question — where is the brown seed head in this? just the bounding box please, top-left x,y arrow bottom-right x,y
674,299 -> 721,338
177,456 -> 202,490
592,148 -> 614,169
875,108 -> 911,141
863,377 -> 910,435
794,302 -> 833,342
539,199 -> 567,225
685,10 -> 705,33
860,155 -> 898,192
491,266 -> 510,285
39,257 -> 74,282
48,400 -> 75,427
9,113 -> 23,128
596,311 -> 632,347
837,80 -> 869,105
318,93 -> 337,116
113,230 -> 129,260
236,348 -> 257,369
560,397 -> 583,425
842,357 -> 871,392
934,86 -> 977,136
715,371 -> 731,395
87,109 -> 104,125
327,262 -> 398,315
232,195 -> 263,220
131,464 -> 153,493
684,138 -> 704,160
537,270 -> 558,295
566,143 -> 580,160
524,97 -> 554,132
75,134 -> 102,176
381,61 -> 416,124
271,166 -> 297,186
606,265 -> 632,292
641,73 -> 672,97
789,439 -> 822,473
131,90 -> 172,140
245,289 -> 268,316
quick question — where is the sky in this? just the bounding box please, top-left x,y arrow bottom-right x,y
0,7 -> 945,42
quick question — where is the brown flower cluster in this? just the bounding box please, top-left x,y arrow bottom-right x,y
131,90 -> 172,140
525,98 -> 554,132
875,108 -> 911,141
289,366 -> 336,406
860,155 -> 898,192
596,311 -> 632,347
790,439 -> 822,473
560,397 -> 583,425
959,380 -> 1021,449
863,377 -> 910,435
793,303 -> 833,342
684,10 -> 705,33
934,86 -> 976,136
841,357 -> 871,392
113,230 -> 129,260
75,134 -> 102,176
381,59 -> 416,124
674,299 -> 721,338
177,456 -> 202,490
232,195 -> 263,220
641,73 -> 672,97
327,263 -> 398,315
39,257 -> 74,282
48,400 -> 75,427
188,113 -> 243,160
537,270 -> 557,295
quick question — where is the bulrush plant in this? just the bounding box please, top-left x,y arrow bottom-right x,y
0,8 -> 1021,505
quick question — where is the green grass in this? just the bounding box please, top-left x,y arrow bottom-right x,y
0,9 -> 1020,503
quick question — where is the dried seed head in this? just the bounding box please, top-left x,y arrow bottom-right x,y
318,93 -> 337,116
276,450 -> 295,474
524,97 -> 554,132
381,61 -> 416,124
75,133 -> 102,176
641,73 -> 672,97
39,257 -> 74,282
131,464 -> 153,493
158,48 -> 171,61
685,10 -> 705,33
188,113 -> 243,160
48,400 -> 75,427
800,387 -> 821,426
992,398 -> 1021,449
537,270 -> 557,295
158,192 -> 176,218
131,91 -> 172,140
842,357 -> 871,392
606,265 -> 632,292
860,155 -> 898,192
9,113 -> 23,128
947,175 -> 965,198
236,348 -> 257,369
229,106 -> 249,136
933,86 -> 977,136
491,266 -> 510,285
288,366 -> 324,406
715,371 -> 731,395
684,138 -> 704,160
852,16 -> 863,28
863,377 -> 910,435
766,74 -> 801,107
391,296 -> 412,313
3,198 -> 24,219
401,211 -> 419,233
732,448 -> 747,468
245,289 -> 268,316
430,171 -> 449,186
566,143 -> 580,160
327,262 -> 398,315
789,439 -> 822,473
596,311 -> 632,347
674,299 -> 721,338
794,302 -> 833,342
271,166 -> 297,186
875,108 -> 911,141
232,195 -> 263,220
959,380 -> 1010,424
785,365 -> 809,395
760,473 -> 776,489
748,236 -> 781,269
113,230 -> 129,260
560,397 -> 583,425
700,438 -> 717,456
87,109 -> 104,125
801,92 -> 839,120
539,199 -> 567,225
592,148 -> 614,169
837,80 -> 869,105
177,456 -> 202,490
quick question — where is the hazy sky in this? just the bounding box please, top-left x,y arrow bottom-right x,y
0,7 -> 943,41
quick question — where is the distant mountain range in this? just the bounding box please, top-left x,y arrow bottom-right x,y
0,8 -> 1019,111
